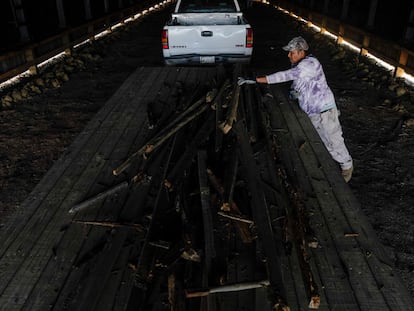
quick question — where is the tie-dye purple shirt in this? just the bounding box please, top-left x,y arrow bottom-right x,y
265,55 -> 336,115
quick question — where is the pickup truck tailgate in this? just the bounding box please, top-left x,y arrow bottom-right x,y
167,25 -> 249,55
162,7 -> 253,65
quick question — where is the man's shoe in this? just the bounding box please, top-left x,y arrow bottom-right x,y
342,166 -> 353,183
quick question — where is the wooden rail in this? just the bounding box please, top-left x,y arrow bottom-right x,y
273,0 -> 414,78
0,0 -> 173,86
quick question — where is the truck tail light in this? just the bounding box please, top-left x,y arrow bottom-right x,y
162,30 -> 169,49
246,28 -> 253,48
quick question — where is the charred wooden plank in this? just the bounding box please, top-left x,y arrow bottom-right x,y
197,149 -> 216,267
232,120 -> 288,308
131,133 -> 181,302
164,111 -> 215,190
242,83 -> 259,143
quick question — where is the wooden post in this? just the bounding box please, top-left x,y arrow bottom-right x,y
104,0 -> 110,13
395,49 -> 409,78
56,0 -> 67,28
361,36 -> 370,56
84,0 -> 92,20
24,48 -> 38,75
367,0 -> 378,29
404,2 -> 414,40
337,25 -> 345,44
10,0 -> 30,43
340,0 -> 350,20
323,0 -> 329,15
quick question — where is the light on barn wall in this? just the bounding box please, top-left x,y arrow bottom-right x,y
273,3 -> 414,85
0,0 -> 171,91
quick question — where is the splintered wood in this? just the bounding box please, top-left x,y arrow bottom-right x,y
103,66 -> 330,310
103,65 -> 296,309
6,66 -> 411,311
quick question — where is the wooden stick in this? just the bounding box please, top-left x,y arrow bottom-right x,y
72,220 -> 144,231
344,232 -> 359,237
168,274 -> 175,310
185,280 -> 270,298
217,211 -> 254,225
219,83 -> 241,134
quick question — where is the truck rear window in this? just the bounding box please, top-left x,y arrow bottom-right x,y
178,0 -> 237,13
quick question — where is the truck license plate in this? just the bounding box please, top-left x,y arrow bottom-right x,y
200,56 -> 215,64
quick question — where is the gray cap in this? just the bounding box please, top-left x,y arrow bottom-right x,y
282,36 -> 309,51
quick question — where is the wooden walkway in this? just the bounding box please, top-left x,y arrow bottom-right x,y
0,66 -> 219,310
0,66 -> 413,311
265,84 -> 414,311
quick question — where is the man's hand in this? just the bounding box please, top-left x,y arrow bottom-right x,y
237,77 -> 257,86
289,89 -> 299,100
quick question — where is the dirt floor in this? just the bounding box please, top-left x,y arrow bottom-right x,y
1,1 -> 414,299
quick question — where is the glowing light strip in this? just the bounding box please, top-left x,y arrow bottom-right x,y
0,70 -> 31,90
0,1 -> 168,91
275,4 -> 414,84
37,51 -> 67,70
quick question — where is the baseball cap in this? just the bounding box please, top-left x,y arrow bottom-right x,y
282,36 -> 309,51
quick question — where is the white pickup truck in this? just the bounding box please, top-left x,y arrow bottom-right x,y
161,0 -> 253,65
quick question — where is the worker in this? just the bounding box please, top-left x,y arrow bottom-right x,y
256,36 -> 353,182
